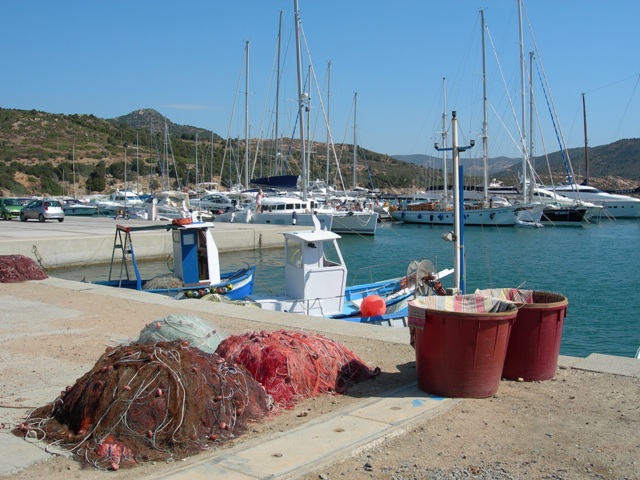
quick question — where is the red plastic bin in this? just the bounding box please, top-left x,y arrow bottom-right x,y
502,291 -> 568,381
409,296 -> 517,398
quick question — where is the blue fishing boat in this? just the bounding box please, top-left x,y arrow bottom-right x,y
98,220 -> 255,299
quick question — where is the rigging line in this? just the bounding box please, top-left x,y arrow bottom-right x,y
583,73 -> 640,95
220,47 -> 247,185
534,61 -> 575,187
299,22 -> 348,194
522,3 -> 572,166
611,73 -> 640,142
485,25 -> 524,155
531,90 -> 557,189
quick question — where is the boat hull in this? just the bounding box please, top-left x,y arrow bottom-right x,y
328,211 -> 378,235
96,267 -> 255,300
541,207 -> 588,226
391,205 -> 537,226
63,206 -> 98,216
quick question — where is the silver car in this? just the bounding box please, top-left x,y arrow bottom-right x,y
20,199 -> 65,222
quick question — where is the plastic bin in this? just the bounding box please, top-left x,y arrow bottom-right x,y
408,295 -> 518,398
502,291 -> 568,381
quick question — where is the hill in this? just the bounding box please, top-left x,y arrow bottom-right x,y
0,107 -> 638,197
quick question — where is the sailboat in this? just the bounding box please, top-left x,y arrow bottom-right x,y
391,11 -> 543,228
62,142 -> 98,216
216,6 -> 377,235
545,94 -> 640,218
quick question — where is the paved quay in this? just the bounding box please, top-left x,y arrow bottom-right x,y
0,215 -> 303,268
1,218 -> 639,478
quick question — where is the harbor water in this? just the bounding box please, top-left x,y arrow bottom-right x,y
51,219 -> 640,359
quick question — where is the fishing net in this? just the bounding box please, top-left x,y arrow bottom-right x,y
0,254 -> 47,283
201,292 -> 262,307
142,274 -> 183,290
216,330 -> 381,409
14,341 -> 272,470
138,314 -> 226,354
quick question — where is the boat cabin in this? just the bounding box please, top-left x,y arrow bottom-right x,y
247,218 -> 347,315
171,222 -> 220,286
108,222 -> 220,289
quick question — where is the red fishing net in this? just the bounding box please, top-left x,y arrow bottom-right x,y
216,330 -> 381,409
15,341 -> 272,470
0,254 -> 47,283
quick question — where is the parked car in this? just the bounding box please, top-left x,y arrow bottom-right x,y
20,199 -> 65,222
0,197 -> 24,220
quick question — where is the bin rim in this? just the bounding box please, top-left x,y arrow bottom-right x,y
421,308 -> 519,319
519,291 -> 568,309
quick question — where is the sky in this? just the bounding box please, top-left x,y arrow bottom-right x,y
2,0 -> 639,161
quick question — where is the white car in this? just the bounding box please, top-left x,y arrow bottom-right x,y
20,199 -> 65,222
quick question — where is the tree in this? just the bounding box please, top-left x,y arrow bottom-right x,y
86,161 -> 107,192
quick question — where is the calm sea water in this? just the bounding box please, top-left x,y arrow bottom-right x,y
51,219 -> 640,359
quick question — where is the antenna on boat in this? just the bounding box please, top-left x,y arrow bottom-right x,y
436,111 -> 475,294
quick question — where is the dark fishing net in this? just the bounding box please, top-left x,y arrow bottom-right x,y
216,330 -> 381,409
0,254 -> 47,283
14,341 -> 273,470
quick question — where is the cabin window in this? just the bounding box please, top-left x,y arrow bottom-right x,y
322,241 -> 342,267
286,239 -> 303,268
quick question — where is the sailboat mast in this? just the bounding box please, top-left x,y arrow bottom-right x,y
195,132 -> 198,190
275,10 -> 282,174
582,92 -> 589,185
72,140 -> 77,199
518,0 -> 528,200
529,51 -> 535,176
480,10 -> 489,206
136,132 -> 139,195
353,92 -> 358,191
244,40 -> 250,190
326,60 -> 331,185
441,78 -> 448,198
294,0 -> 308,201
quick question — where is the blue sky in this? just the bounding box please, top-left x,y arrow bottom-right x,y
2,0 -> 639,161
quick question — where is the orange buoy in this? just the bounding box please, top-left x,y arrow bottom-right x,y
360,295 -> 386,317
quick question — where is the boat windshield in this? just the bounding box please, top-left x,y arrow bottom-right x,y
322,241 -> 343,267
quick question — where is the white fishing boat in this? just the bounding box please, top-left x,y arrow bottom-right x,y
245,215 -> 450,326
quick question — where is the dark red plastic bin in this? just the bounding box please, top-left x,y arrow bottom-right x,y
409,297 -> 517,398
502,291 -> 568,381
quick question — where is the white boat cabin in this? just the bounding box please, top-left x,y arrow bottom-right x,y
247,219 -> 347,316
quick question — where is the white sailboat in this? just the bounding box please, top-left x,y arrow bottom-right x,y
391,11 -> 543,227
545,95 -> 640,218
217,5 -> 377,235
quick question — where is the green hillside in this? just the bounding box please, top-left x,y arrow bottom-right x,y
0,107 -> 638,197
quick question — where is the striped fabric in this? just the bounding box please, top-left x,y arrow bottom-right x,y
407,290 -> 530,331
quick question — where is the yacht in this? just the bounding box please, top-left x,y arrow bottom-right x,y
549,184 -> 640,218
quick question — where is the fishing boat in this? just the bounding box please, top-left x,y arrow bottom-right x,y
96,221 -> 255,299
242,2 -> 446,325
245,215 -> 451,326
